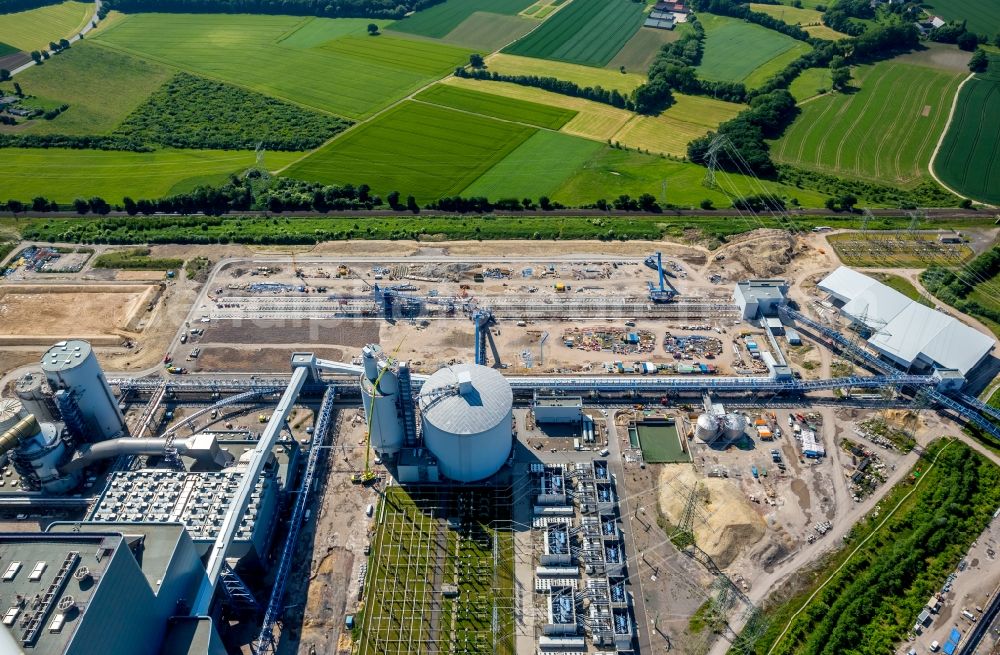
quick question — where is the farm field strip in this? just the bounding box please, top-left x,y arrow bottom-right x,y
283,101 -> 536,202
612,94 -> 744,156
414,84 -> 577,129
773,60 -> 964,187
749,3 -> 823,25
93,14 -> 471,120
0,147 -> 301,202
461,130 -> 603,200
804,24 -> 848,40
502,0 -> 646,66
922,0 -> 1000,36
696,13 -> 809,84
0,1 -> 91,52
933,60 -> 1000,204
742,41 -> 812,89
605,26 -> 682,73
438,13 -> 536,51
485,52 -> 647,93
441,77 -> 634,142
387,0 -> 535,38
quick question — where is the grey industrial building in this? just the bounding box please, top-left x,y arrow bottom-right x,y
0,524 -> 223,655
733,279 -> 789,319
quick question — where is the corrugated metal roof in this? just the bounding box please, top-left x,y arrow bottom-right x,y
419,364 -> 512,435
841,284 -> 911,327
818,266 -> 876,302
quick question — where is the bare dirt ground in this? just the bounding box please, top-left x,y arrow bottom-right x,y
194,347 -> 345,373
199,320 -> 380,347
0,284 -> 154,342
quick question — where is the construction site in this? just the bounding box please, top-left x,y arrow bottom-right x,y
0,225 -> 1000,655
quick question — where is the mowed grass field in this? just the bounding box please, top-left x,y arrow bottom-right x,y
933,57 -> 1000,204
283,101 -> 536,201
438,13 -> 535,51
749,3 -> 822,25
923,0 -> 1000,36
388,0 -> 534,38
551,148 -> 829,207
0,148 -> 300,202
612,94 -> 744,156
773,60 -> 964,187
486,53 -> 647,93
414,84 -> 577,129
93,14 -> 471,119
503,0 -> 646,66
789,66 -> 832,101
0,1 -> 90,52
442,76 -> 635,142
440,77 -> 741,156
696,14 -> 811,86
606,26 -> 683,72
2,44 -> 172,135
461,130 -> 603,199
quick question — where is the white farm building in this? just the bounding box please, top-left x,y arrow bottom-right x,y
818,266 -> 995,377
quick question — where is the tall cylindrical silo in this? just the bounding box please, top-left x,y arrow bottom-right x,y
14,372 -> 58,423
40,340 -> 125,441
419,364 -> 512,483
359,345 -> 404,458
694,413 -> 722,442
723,413 -> 747,440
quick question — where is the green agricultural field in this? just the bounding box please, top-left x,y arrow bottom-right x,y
0,1 -> 90,52
486,53 -> 647,93
93,14 -> 471,120
749,3 -> 823,25
503,0 -> 646,67
933,56 -> 1000,205
789,66 -> 832,101
0,42 -> 18,57
606,26 -> 683,73
923,0 -> 1000,36
742,42 -> 813,89
283,101 -> 536,202
415,84 -> 577,129
438,13 -> 536,51
772,59 -> 964,187
696,14 -> 811,85
1,43 -> 172,135
0,147 -> 300,202
461,130 -> 602,199
551,147 -> 829,208
388,0 -> 535,39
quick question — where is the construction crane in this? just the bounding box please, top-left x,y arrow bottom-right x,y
646,252 -> 677,303
353,341 -> 405,486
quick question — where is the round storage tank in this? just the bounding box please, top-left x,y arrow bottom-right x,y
723,413 -> 747,440
16,421 -> 80,494
41,340 -> 125,441
694,413 -> 721,442
419,364 -> 512,483
14,372 -> 57,423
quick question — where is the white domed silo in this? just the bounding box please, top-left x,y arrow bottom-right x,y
694,413 -> 722,442
40,340 -> 125,441
419,364 -> 512,483
723,413 -> 747,440
360,345 -> 405,459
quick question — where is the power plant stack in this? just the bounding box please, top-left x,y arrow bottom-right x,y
38,339 -> 126,442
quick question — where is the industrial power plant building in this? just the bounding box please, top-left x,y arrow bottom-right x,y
819,266 -> 995,377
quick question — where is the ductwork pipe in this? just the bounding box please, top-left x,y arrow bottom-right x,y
59,435 -> 233,473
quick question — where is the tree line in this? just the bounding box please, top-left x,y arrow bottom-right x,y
453,67 -> 637,111
689,0 -> 813,42
921,246 -> 1000,325
0,0 -> 56,12
100,0 -> 445,20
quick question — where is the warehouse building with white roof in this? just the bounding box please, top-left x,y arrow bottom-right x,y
818,266 -> 995,378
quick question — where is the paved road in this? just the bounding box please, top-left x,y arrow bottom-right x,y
9,0 -> 102,77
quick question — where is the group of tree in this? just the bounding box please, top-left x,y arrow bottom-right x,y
111,72 -> 349,150
0,132 -> 152,150
0,0 -> 55,12
968,48 -> 990,73
929,19 -> 991,51
584,194 -> 661,212
453,67 -> 635,111
426,195 -> 562,213
689,0 -> 812,42
29,50 -> 49,63
921,246 -> 1000,324
821,0 -> 873,36
100,0 -> 446,20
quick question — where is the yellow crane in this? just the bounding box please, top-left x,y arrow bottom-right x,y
353,340 -> 405,486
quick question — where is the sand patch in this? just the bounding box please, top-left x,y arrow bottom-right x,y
659,464 -> 766,569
